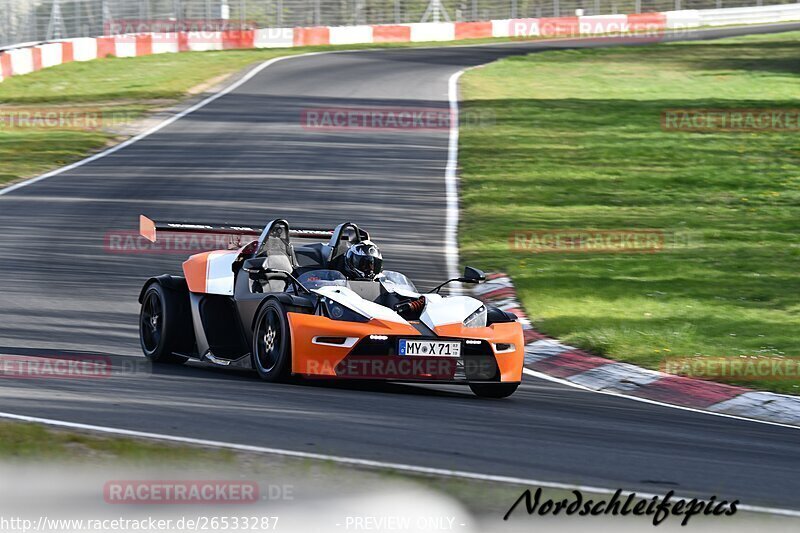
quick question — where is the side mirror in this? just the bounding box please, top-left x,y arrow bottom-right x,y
459,266 -> 486,284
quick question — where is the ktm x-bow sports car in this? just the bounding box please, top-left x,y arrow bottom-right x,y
137,216 -> 524,398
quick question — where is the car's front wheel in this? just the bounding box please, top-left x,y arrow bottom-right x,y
469,382 -> 519,399
251,299 -> 292,382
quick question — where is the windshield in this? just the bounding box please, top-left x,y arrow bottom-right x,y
297,270 -> 348,290
378,270 -> 418,293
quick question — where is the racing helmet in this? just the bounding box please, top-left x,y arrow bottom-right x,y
344,241 -> 383,280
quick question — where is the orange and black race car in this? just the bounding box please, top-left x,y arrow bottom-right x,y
137,216 -> 524,398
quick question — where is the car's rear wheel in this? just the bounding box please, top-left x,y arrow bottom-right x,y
251,299 -> 292,382
469,382 -> 519,399
139,283 -> 190,364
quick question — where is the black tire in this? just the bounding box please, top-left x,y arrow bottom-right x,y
139,283 -> 190,364
251,299 -> 292,382
469,382 -> 519,399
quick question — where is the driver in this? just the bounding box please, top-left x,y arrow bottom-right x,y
341,241 -> 383,281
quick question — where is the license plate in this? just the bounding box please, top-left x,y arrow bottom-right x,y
398,339 -> 461,357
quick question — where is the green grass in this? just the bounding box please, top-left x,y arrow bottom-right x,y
0,27 -> 783,187
1,26 -> 737,187
460,31 -> 800,394
0,35 -> 576,187
0,48 -> 312,186
0,420 -> 238,463
0,420 -> 530,515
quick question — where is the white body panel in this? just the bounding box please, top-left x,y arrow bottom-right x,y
314,286 -> 408,324
205,251 -> 238,295
420,295 -> 484,331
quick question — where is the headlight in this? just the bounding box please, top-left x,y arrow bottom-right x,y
323,298 -> 369,323
463,305 -> 487,328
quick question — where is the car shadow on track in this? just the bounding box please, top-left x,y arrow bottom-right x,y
0,347 -> 475,400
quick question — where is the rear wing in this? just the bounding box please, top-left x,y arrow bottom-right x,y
139,215 -> 337,245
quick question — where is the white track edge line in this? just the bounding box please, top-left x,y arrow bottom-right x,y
0,410 -> 797,518
522,368 -> 800,431
445,70 -> 464,294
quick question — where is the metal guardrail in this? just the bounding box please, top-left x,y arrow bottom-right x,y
1,0 -> 797,48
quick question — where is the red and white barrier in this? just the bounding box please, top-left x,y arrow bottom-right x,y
329,25 -> 373,45
455,21 -> 494,39
1,3 -> 798,84
151,34 -> 181,54
70,38 -> 98,61
254,28 -> 294,48
408,22 -> 456,42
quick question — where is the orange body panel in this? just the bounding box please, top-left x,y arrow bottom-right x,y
289,313 -> 524,383
182,252 -> 210,293
434,322 -> 525,382
288,313 -> 419,376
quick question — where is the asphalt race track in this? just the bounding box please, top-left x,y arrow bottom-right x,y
1,24 -> 799,511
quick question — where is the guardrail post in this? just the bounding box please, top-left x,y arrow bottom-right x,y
173,0 -> 182,28
46,0 -> 65,41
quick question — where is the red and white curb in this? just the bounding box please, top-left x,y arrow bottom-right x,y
473,273 -> 800,427
2,4 -> 799,83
